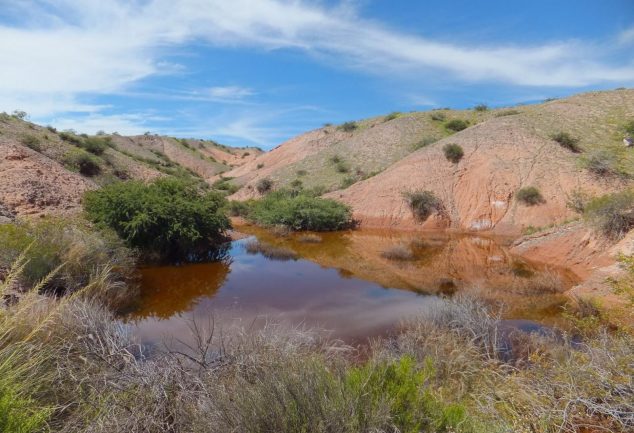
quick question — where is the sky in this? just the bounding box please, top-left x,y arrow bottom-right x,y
1,0 -> 633,149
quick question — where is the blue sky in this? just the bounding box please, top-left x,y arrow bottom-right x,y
1,0 -> 633,149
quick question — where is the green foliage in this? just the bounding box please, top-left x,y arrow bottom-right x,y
59,131 -> 83,145
11,110 -> 27,120
84,178 -> 230,258
345,357 -> 467,433
445,119 -> 469,132
20,134 -> 41,151
329,154 -> 342,164
551,132 -> 581,152
384,112 -> 401,122
624,119 -> 634,136
246,190 -> 353,231
340,176 -> 357,189
473,104 -> 488,112
63,148 -> 102,176
443,143 -> 464,163
46,125 -> 57,133
335,161 -> 349,173
584,189 -> 634,239
226,200 -> 250,217
516,186 -> 544,206
338,121 -> 358,132
80,136 -> 111,155
403,190 -> 442,220
212,177 -> 239,195
296,169 -> 307,176
256,178 -> 273,194
0,382 -> 52,433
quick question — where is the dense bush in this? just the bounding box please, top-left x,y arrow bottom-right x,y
473,104 -> 488,112
256,178 -> 273,194
80,136 -> 111,155
338,121 -> 358,132
0,218 -> 134,298
212,177 -> 239,195
226,200 -> 251,217
443,143 -> 464,163
20,134 -> 41,151
551,132 -> 581,152
516,187 -> 544,206
83,178 -> 230,259
445,119 -> 469,132
584,189 -> 634,239
63,149 -> 102,176
246,190 -> 353,231
403,190 -> 442,221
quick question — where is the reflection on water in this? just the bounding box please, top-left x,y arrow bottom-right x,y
128,226 -> 576,345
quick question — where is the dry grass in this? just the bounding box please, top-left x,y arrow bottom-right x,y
297,233 -> 322,243
381,245 -> 415,261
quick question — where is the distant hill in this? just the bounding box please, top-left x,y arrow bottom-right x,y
0,114 -> 261,217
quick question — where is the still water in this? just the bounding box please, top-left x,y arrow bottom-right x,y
127,227 -> 575,346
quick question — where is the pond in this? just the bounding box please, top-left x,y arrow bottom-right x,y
127,226 -> 577,347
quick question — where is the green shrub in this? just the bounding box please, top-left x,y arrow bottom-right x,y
329,154 -> 342,164
256,163 -> 264,169
80,136 -> 111,155
296,169 -> 307,176
256,178 -> 273,194
59,131 -> 83,145
341,176 -> 357,189
551,132 -> 581,153
445,119 -> 469,132
46,125 -> 57,133
384,112 -> 401,122
290,179 -> 303,190
443,143 -> 464,163
338,121 -> 358,132
83,178 -> 230,259
473,104 -> 488,112
516,186 -> 544,205
213,178 -> 239,195
63,149 -> 102,176
403,191 -> 442,221
335,161 -> 350,173
226,200 -> 251,217
584,189 -> 634,239
430,112 -> 446,122
20,134 -> 41,151
622,120 -> 634,136
246,190 -> 353,231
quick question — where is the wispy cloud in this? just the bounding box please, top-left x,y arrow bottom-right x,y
1,0 -> 632,135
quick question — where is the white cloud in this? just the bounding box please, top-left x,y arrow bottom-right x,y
1,0 -> 633,128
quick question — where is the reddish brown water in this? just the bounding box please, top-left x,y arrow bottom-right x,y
127,227 -> 575,346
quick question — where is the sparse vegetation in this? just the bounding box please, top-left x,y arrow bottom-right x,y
296,169 -> 307,176
584,189 -> 634,239
20,134 -> 41,151
430,112 -> 446,122
84,177 -> 230,259
244,240 -> 298,261
623,119 -> 634,136
473,104 -> 488,112
495,109 -> 521,117
445,119 -> 469,132
585,150 -> 620,177
381,245 -> 415,261
298,234 -> 322,243
516,186 -> 544,206
213,177 -> 239,195
403,190 -> 442,221
256,163 -> 264,169
384,112 -> 401,122
246,190 -> 353,231
566,189 -> 590,213
338,121 -> 358,132
443,143 -> 464,163
551,132 -> 581,152
256,178 -> 274,194
80,136 -> 111,155
63,148 -> 102,176
412,136 -> 438,150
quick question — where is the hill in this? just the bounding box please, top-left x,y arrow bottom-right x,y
0,113 -> 261,217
